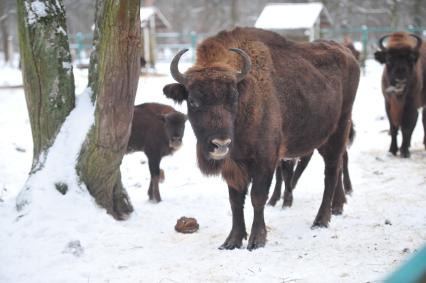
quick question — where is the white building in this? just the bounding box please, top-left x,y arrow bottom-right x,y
140,7 -> 171,68
255,2 -> 333,42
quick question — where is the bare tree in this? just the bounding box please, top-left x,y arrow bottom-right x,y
17,0 -> 75,175
16,0 -> 141,220
77,0 -> 141,219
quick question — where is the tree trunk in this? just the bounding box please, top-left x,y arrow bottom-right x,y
0,1 -> 10,64
230,0 -> 238,28
412,0 -> 422,34
77,0 -> 141,220
17,0 -> 75,173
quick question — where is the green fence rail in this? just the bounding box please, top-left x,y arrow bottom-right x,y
68,27 -> 426,64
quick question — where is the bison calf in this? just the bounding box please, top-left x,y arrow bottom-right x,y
127,103 -> 187,202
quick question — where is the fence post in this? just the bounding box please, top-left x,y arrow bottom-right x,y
190,31 -> 197,63
360,25 -> 369,72
76,32 -> 84,63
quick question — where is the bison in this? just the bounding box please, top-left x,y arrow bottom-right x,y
343,36 -> 361,61
374,32 -> 425,157
127,103 -> 187,202
163,27 -> 360,250
268,123 -> 356,209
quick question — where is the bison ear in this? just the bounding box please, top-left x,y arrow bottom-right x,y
374,51 -> 386,64
163,83 -> 188,104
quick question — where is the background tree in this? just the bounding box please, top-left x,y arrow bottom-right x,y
16,0 -> 141,220
17,0 -> 75,175
77,0 -> 141,220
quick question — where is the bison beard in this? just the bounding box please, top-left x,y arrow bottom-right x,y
164,27 -> 360,250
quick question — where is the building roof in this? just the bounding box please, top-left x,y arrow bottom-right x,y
140,7 -> 171,30
255,2 -> 332,30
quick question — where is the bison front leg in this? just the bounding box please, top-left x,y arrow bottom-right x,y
147,156 -> 162,202
247,172 -> 274,250
400,107 -> 418,158
389,124 -> 399,156
386,102 -> 399,155
219,186 -> 248,250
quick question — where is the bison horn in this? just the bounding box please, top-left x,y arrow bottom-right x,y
409,34 -> 423,51
229,48 -> 252,83
170,49 -> 188,85
378,34 -> 391,50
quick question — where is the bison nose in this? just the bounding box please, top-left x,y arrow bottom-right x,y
170,136 -> 183,150
209,138 -> 231,160
211,138 -> 231,147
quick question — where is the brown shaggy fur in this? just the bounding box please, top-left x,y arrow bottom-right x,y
164,27 -> 360,250
374,32 -> 426,157
127,103 -> 187,202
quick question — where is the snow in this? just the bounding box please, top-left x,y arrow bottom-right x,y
25,1 -> 48,25
255,3 -> 325,30
0,60 -> 426,282
16,87 -> 95,211
57,26 -> 67,36
0,65 -> 23,87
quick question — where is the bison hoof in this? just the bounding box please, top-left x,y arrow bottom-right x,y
400,149 -> 410,158
219,230 -> 247,250
282,194 -> 293,208
219,241 -> 242,250
312,212 -> 331,229
311,222 -> 328,229
247,241 -> 265,251
344,188 -> 353,195
247,227 -> 267,251
331,207 -> 343,215
267,197 -> 279,206
219,236 -> 244,250
389,147 -> 398,156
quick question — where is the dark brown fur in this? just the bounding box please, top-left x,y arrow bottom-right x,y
127,103 -> 187,202
374,32 -> 426,157
164,27 -> 360,250
268,123 -> 356,209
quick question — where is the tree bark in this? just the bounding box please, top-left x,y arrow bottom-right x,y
0,1 -> 10,63
17,0 -> 75,173
77,0 -> 141,220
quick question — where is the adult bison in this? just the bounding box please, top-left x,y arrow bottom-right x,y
163,27 -> 360,250
127,103 -> 187,202
374,32 -> 426,157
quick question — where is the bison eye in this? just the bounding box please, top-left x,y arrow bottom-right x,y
188,97 -> 200,109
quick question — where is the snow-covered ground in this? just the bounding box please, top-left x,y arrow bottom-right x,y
0,60 -> 425,283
